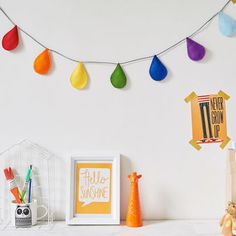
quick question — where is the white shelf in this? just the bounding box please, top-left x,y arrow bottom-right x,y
0,220 -> 221,236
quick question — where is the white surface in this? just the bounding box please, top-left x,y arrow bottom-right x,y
0,220 -> 222,236
0,0 -> 235,220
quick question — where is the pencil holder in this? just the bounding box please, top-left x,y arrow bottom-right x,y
11,199 -> 48,227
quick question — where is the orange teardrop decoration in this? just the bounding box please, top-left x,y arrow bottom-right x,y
33,48 -> 51,75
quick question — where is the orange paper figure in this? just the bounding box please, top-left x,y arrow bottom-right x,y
126,172 -> 142,227
34,48 -> 51,75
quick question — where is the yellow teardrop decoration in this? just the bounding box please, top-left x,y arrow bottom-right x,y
70,63 -> 89,89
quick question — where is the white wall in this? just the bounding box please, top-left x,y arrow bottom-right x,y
0,0 -> 235,220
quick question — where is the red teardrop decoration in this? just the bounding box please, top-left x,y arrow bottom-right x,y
2,25 -> 19,51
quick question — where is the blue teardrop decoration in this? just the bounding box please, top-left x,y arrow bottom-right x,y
149,55 -> 168,81
219,12 -> 236,37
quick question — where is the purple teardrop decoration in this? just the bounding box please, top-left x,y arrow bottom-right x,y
186,37 -> 206,61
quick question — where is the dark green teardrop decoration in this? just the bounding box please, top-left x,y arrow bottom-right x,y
110,63 -> 127,89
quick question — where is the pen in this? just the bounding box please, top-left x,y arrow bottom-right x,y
28,178 -> 32,203
20,165 -> 32,201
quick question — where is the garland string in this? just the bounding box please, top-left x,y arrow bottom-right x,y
0,0 -> 231,66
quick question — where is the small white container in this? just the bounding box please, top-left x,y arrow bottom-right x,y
10,199 -> 48,227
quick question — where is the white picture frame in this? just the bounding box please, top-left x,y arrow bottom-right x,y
66,152 -> 120,225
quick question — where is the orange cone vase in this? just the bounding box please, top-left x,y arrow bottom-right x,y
126,172 -> 143,227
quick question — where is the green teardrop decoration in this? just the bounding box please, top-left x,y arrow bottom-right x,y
110,64 -> 127,89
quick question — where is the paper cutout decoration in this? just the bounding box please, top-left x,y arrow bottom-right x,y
2,25 -> 19,51
186,37 -> 206,61
149,56 -> 168,81
218,12 -> 236,37
110,64 -> 127,89
185,90 -> 230,150
70,63 -> 89,89
33,49 -> 51,75
232,0 -> 236,3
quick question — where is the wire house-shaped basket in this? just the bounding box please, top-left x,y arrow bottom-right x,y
0,140 -> 55,230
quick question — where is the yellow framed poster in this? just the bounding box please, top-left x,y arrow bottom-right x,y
66,153 -> 120,225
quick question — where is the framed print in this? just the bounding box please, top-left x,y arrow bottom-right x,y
66,153 -> 120,225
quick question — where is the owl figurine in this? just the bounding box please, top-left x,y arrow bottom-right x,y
15,205 -> 32,227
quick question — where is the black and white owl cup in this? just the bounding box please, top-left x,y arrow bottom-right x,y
11,199 -> 48,227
